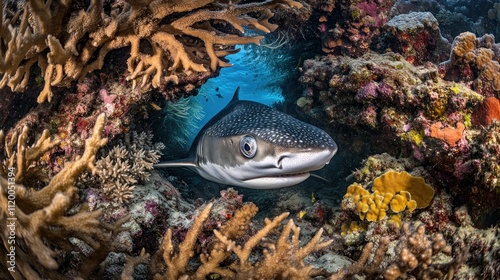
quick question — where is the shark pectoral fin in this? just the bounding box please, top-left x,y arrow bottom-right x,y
154,157 -> 198,168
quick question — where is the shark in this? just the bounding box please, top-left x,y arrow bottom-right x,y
154,87 -> 338,189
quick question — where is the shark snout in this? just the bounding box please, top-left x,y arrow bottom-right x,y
273,147 -> 337,174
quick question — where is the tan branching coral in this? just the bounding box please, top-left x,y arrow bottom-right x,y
331,223 -> 468,280
153,202 -> 332,279
80,131 -> 164,204
0,0 -> 303,103
0,113 -> 131,279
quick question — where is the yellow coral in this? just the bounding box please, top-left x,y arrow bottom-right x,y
372,170 -> 434,208
406,129 -> 423,146
343,171 -> 434,225
389,191 -> 417,213
449,83 -> 460,94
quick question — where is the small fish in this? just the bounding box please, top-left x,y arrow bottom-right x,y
216,93 -> 223,99
311,192 -> 316,204
155,87 -> 337,189
299,210 -> 307,219
215,87 -> 219,92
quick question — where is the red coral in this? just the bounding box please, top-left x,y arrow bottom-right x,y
472,96 -> 500,127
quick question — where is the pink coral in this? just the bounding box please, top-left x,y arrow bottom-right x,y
98,88 -> 117,104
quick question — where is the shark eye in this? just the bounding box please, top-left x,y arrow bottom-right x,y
239,135 -> 257,158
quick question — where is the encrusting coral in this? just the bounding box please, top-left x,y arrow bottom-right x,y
0,0 -> 303,103
0,113 -> 131,279
151,202 -> 332,279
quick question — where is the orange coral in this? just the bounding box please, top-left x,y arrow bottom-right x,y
429,121 -> 465,147
472,96 -> 500,126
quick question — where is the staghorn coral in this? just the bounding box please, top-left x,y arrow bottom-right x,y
0,113 -> 132,279
152,202 -> 332,279
0,0 -> 303,103
80,131 -> 165,204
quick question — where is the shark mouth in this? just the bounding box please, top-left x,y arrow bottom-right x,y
272,172 -> 310,178
239,172 -> 311,188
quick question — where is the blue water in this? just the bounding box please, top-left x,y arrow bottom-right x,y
188,46 -> 284,143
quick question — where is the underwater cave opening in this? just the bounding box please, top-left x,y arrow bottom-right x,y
156,44 -> 353,209
191,46 -> 285,143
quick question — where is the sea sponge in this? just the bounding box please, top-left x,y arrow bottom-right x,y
372,170 -> 435,208
429,121 -> 465,147
472,96 -> 500,127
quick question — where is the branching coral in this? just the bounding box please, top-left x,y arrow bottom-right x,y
0,113 -> 131,278
80,131 -> 165,204
331,223 -> 468,280
0,0 -> 303,103
153,202 -> 332,279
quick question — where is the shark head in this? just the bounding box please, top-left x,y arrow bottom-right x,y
155,87 -> 337,189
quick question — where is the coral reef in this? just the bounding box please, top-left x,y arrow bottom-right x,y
1,1 -> 499,278
0,114 -> 131,278
152,202 -> 332,279
0,0 -> 303,103
298,50 -> 500,225
472,96 -> 500,126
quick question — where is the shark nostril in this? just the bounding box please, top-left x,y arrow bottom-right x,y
277,156 -> 288,169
